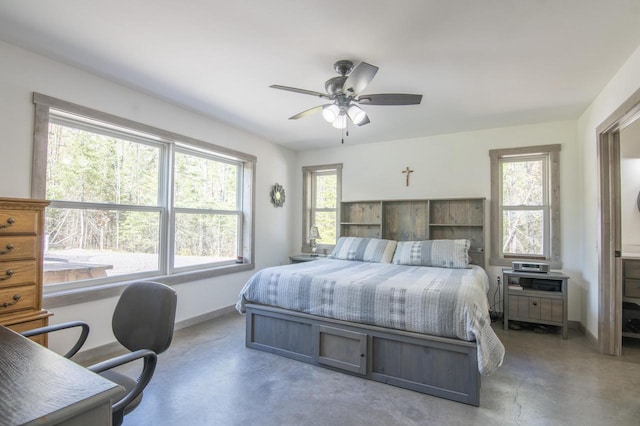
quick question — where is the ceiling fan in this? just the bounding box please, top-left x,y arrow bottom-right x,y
270,60 -> 422,130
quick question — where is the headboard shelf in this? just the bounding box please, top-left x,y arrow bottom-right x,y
339,198 -> 486,268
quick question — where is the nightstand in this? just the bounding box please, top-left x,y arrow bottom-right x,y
289,254 -> 323,263
503,269 -> 569,339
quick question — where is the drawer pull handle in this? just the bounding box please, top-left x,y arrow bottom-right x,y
0,217 -> 15,229
0,243 -> 14,255
1,294 -> 21,308
532,301 -> 538,306
0,269 -> 14,281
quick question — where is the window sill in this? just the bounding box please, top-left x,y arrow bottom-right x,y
43,262 -> 255,309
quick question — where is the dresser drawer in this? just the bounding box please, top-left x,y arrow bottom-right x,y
0,209 -> 38,235
0,260 -> 36,288
0,236 -> 37,261
624,259 -> 640,279
6,318 -> 48,346
0,284 -> 36,314
624,278 -> 640,298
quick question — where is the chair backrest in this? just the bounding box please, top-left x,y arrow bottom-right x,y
112,281 -> 177,354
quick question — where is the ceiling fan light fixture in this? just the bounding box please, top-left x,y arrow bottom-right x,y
347,104 -> 367,125
270,59 -> 422,137
332,115 -> 347,129
322,104 -> 339,123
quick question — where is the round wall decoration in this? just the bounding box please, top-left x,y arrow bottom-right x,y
270,183 -> 285,207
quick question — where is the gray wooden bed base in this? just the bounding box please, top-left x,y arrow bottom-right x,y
245,303 -> 481,406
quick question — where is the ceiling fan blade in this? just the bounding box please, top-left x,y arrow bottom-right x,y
270,85 -> 332,100
343,62 -> 379,96
288,105 -> 325,120
357,93 -> 423,106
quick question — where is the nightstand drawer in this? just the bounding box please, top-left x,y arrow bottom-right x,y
509,294 -> 563,323
540,298 -> 563,322
0,209 -> 38,235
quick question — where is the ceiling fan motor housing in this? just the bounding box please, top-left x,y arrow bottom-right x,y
325,76 -> 347,96
333,60 -> 354,76
325,60 -> 355,95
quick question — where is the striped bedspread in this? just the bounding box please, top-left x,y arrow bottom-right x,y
236,259 -> 504,375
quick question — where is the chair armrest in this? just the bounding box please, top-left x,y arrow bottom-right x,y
20,321 -> 89,358
88,349 -> 158,413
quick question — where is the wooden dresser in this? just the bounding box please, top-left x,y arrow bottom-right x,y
0,197 -> 51,345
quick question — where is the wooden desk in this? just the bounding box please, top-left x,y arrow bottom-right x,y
0,326 -> 123,425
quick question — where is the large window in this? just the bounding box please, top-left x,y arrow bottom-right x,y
33,93 -> 255,293
302,164 -> 342,254
489,144 -> 561,267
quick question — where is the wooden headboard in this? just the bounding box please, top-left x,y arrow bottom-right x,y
339,198 -> 485,267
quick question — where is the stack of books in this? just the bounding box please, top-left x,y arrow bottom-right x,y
508,284 -> 523,291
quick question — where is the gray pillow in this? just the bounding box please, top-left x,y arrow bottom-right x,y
329,237 -> 397,263
392,239 -> 470,268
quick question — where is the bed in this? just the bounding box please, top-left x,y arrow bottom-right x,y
236,237 -> 505,406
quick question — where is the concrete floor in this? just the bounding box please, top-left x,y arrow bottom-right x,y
106,313 -> 640,425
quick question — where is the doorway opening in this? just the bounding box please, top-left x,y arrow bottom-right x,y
598,88 -> 640,356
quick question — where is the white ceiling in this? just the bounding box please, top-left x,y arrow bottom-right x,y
0,1 -> 639,151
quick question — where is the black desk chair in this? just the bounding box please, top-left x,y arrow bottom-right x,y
23,281 -> 177,426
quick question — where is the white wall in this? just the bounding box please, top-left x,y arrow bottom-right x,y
0,40 -> 296,353
6,34 -> 640,351
295,121 -> 583,322
578,44 -> 640,338
620,119 -> 640,252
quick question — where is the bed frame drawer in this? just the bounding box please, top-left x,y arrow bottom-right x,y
315,325 -> 367,375
245,304 -> 480,406
246,309 -> 314,363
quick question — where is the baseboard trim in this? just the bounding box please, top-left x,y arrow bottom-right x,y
74,305 -> 237,366
174,305 -> 237,331
582,323 -> 599,349
568,320 -> 600,349
568,320 -> 581,330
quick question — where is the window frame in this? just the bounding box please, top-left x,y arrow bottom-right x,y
32,93 -> 256,303
171,145 -> 244,273
301,164 -> 342,255
489,144 -> 561,268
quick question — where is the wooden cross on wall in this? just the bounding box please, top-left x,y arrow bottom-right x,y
402,166 -> 414,186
